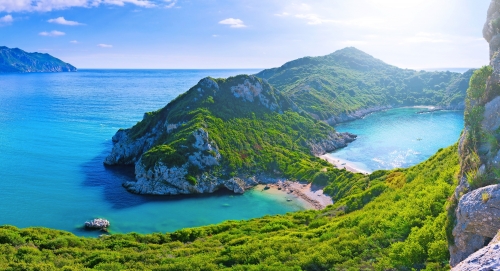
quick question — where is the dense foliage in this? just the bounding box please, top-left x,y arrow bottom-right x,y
0,145 -> 459,270
129,75 -> 340,181
257,47 -> 472,121
0,46 -> 76,73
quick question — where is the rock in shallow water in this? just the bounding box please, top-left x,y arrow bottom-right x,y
85,218 -> 110,230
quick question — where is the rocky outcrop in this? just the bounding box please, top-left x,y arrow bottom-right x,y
104,118 -> 180,166
106,75 -> 357,196
308,132 -> 357,156
450,185 -> 500,266
451,0 -> 500,266
452,230 -> 500,271
125,166 -> 283,195
85,218 -> 110,230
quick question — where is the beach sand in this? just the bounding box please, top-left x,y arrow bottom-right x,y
319,154 -> 371,175
254,182 -> 333,210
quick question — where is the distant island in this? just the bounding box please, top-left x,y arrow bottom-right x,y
0,46 -> 77,73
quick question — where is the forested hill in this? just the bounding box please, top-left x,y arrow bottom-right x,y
0,46 -> 77,73
256,47 -> 472,122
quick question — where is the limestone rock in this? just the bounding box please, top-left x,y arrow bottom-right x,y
482,96 -> 500,132
450,185 -> 500,266
452,231 -> 500,271
85,218 -> 110,229
307,132 -> 357,156
451,0 -> 500,265
229,76 -> 283,113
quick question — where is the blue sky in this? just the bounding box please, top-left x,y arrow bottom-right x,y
0,0 -> 492,69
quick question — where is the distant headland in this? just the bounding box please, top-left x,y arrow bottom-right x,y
0,46 -> 77,73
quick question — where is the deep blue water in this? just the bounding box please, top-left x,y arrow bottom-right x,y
330,107 -> 464,172
0,70 -> 307,236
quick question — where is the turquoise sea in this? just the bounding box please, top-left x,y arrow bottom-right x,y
0,70 -> 307,237
330,107 -> 464,172
0,70 -> 464,236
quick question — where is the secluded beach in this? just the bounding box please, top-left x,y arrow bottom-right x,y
254,182 -> 333,210
319,154 -> 371,174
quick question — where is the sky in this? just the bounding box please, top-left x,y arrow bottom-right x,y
0,0 -> 492,69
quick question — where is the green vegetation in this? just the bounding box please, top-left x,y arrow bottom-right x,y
257,47 -> 472,121
0,46 -> 77,73
130,75 -> 341,182
460,66 -> 500,190
0,145 -> 459,270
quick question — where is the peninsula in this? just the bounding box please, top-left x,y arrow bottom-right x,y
104,48 -> 472,200
0,46 -> 77,73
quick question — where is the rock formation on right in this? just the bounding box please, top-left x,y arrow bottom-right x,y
449,0 -> 500,267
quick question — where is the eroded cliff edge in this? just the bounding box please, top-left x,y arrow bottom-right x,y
105,75 -> 356,196
450,0 -> 500,267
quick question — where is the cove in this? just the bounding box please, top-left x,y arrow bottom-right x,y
328,107 -> 464,172
0,70 -> 307,236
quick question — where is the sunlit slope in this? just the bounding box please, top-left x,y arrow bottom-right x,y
257,47 -> 472,121
0,144 -> 458,270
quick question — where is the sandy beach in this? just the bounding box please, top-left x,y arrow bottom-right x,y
319,154 -> 371,174
254,182 -> 333,210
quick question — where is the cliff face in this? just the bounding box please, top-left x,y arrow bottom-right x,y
105,75 -> 355,196
0,46 -> 77,73
450,0 -> 500,266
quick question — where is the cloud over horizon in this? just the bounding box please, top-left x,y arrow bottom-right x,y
219,18 -> 246,28
0,0 -> 156,12
97,44 -> 113,48
39,30 -> 65,37
48,17 -> 83,26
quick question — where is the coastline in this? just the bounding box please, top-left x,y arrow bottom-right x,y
254,182 -> 333,210
319,154 -> 371,175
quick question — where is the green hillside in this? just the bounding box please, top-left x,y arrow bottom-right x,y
0,46 -> 77,73
106,75 -> 357,192
257,47 -> 471,121
0,144 -> 458,270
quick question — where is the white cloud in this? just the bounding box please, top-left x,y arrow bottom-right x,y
212,34 -> 219,37
295,14 -> 334,25
164,0 -> 176,8
48,17 -> 83,26
274,12 -> 289,17
219,18 -> 246,28
0,14 -> 12,25
39,30 -> 65,37
0,0 -> 156,13
70,40 -> 79,44
98,43 -> 113,48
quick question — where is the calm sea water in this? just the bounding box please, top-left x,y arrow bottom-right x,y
330,108 -> 464,172
0,70 -> 307,237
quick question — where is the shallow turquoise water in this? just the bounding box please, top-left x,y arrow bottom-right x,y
331,108 -> 464,172
0,70 -> 306,236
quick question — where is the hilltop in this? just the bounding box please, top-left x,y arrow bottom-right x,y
0,46 -> 76,73
104,75 -> 356,196
257,47 -> 472,124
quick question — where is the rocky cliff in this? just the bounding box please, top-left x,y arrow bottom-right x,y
0,46 -> 77,73
106,75 -> 356,196
450,0 -> 500,267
